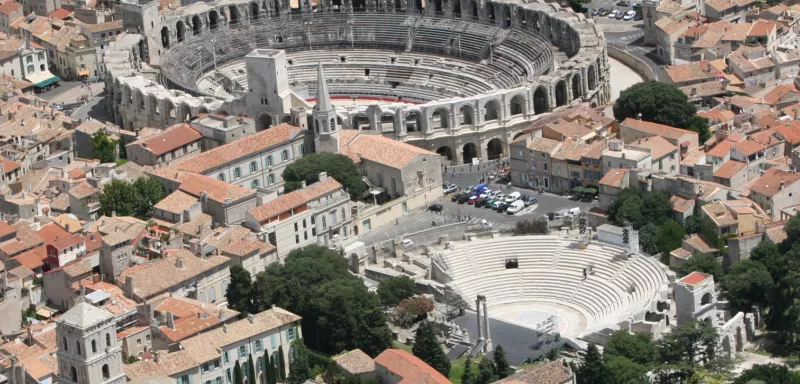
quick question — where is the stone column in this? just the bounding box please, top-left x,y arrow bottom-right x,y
476,297 -> 483,340
483,300 -> 492,351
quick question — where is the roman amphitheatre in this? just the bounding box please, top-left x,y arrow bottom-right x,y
108,0 -> 611,163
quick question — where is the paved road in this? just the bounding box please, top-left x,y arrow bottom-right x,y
72,94 -> 108,122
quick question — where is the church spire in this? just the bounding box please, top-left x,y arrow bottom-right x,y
315,61 -> 332,112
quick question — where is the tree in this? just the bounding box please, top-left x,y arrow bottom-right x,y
680,252 -> 723,282
461,357 -> 475,384
612,81 -> 711,143
97,177 -> 165,220
92,131 -> 118,163
118,139 -> 127,160
720,260 -> 774,313
700,216 -> 726,251
247,354 -> 256,384
251,246 -> 391,356
226,265 -> 253,313
607,189 -> 672,230
377,276 -> 418,307
412,321 -> 451,377
604,355 -> 649,384
264,351 -> 275,384
638,223 -> 660,256
286,340 -> 312,384
656,219 -> 686,254
475,359 -> 496,384
234,361 -> 244,384
492,345 -> 512,379
603,330 -> 656,366
278,346 -> 286,380
282,152 -> 365,200
576,343 -> 604,384
513,218 -> 550,235
657,320 -> 718,378
733,364 -> 800,384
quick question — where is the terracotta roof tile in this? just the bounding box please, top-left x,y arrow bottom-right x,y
248,178 -> 342,222
69,182 -> 97,199
48,8 -> 71,19
0,223 -> 44,257
680,271 -> 711,285
713,159 -> 746,179
0,2 -> 20,15
13,245 -> 47,270
334,349 -> 375,375
750,168 -> 800,197
154,190 -> 198,215
493,360 -> 572,384
339,130 -> 438,168
670,195 -> 694,213
179,173 -> 254,204
374,349 -> 451,384
526,137 -> 561,153
665,60 -> 724,84
622,118 -> 699,140
631,136 -> 677,160
1,156 -> 20,175
82,20 -> 122,34
128,123 -> 201,156
599,168 -> 629,188
119,249 -> 228,299
733,139 -> 765,156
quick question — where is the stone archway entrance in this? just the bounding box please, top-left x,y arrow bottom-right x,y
486,138 -> 503,160
463,143 -> 478,164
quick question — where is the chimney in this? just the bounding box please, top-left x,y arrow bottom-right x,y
153,350 -> 161,363
301,180 -> 306,189
781,180 -> 785,189
166,311 -> 175,330
218,308 -> 225,319
93,273 -> 100,284
223,324 -> 229,333
319,172 -> 328,181
247,314 -> 255,324
175,256 -> 183,269
691,88 -> 697,96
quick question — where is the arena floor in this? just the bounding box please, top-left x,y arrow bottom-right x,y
489,302 -> 588,339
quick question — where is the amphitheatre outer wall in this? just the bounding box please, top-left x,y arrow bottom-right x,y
108,0 -> 611,164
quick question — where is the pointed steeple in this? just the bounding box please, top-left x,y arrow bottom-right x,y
315,61 -> 332,112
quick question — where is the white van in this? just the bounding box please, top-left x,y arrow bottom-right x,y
565,207 -> 581,216
506,200 -> 525,215
504,191 -> 522,203
402,239 -> 414,249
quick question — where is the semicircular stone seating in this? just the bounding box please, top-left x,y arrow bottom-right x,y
442,236 -> 669,327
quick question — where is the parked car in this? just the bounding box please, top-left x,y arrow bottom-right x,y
494,202 -> 510,212
591,7 -> 604,15
468,195 -> 481,205
524,197 -> 538,207
608,9 -> 619,18
634,12 -> 643,20
443,184 -> 458,194
506,200 -> 526,215
457,194 -> 471,204
475,198 -> 489,208
428,204 -> 443,212
623,10 -> 636,20
402,239 -> 414,248
615,10 -> 625,19
632,2 -> 642,9
600,8 -> 612,15
616,0 -> 630,5
504,191 -> 522,203
564,207 -> 581,216
451,192 -> 466,202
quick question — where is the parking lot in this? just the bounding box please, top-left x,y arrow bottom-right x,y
585,0 -> 642,23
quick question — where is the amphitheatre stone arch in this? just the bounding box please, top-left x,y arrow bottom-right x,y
229,5 -> 241,23
458,104 -> 475,126
486,138 -> 503,160
533,87 -> 548,114
353,113 -> 370,129
191,15 -> 202,35
431,107 -> 450,129
462,142 -> 479,163
571,72 -> 582,100
453,0 -> 461,17
437,146 -> 454,162
486,2 -> 496,23
147,95 -> 160,117
587,64 -> 597,91
512,131 -> 525,140
161,26 -> 170,48
165,100 -> 176,120
405,111 -> 422,132
501,4 -> 511,28
250,2 -> 260,19
134,90 -> 146,111
508,93 -> 526,116
209,10 -> 221,30
176,20 -> 186,41
179,104 -> 192,122
482,99 -> 502,122
468,0 -> 477,18
554,80 -> 567,107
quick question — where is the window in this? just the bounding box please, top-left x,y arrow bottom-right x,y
287,327 -> 296,341
218,173 -> 225,181
304,232 -> 307,240
251,179 -> 259,188
37,52 -> 43,60
250,161 -> 257,172
63,337 -> 68,352
543,162 -> 548,171
268,174 -> 275,185
223,352 -> 230,364
26,56 -> 32,63
265,155 -> 273,167
303,219 -> 307,228
294,222 -> 298,232
102,364 -> 110,379
215,378 -> 223,384
238,345 -> 247,358
27,65 -> 33,73
255,340 -> 263,353
341,207 -> 346,220
299,144 -> 305,154
295,234 -> 299,244
137,339 -> 141,346
178,375 -> 190,384
281,150 -> 289,161
322,215 -> 327,229
76,341 -> 82,356
226,369 -> 232,383
91,340 -> 97,353
234,167 -> 242,179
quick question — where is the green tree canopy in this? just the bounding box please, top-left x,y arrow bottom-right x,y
612,81 -> 711,142
233,361 -> 244,384
638,223 -> 660,256
242,246 -> 391,356
286,340 -> 312,384
603,330 -> 656,366
733,364 -> 800,384
604,355 -> 649,384
657,320 -> 718,379
461,357 -> 475,384
720,260 -> 774,313
92,131 -> 118,163
577,344 -> 604,384
656,219 -> 686,255
680,252 -> 723,282
492,345 -> 512,379
97,177 -> 165,220
412,321 -> 451,377
226,265 -> 253,313
377,276 -> 419,307
282,152 -> 365,200
475,358 -> 496,384
607,188 -> 672,230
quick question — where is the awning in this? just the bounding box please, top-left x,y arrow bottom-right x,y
583,187 -> 598,194
78,68 -> 89,76
25,71 -> 61,88
572,186 -> 587,193
36,308 -> 54,318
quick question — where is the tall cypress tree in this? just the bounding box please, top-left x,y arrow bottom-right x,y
234,360 -> 244,384
264,351 -> 275,384
576,344 -> 605,384
493,345 -> 511,379
247,355 -> 256,384
286,342 -> 311,384
277,346 -> 286,380
412,322 -> 451,377
461,357 -> 475,384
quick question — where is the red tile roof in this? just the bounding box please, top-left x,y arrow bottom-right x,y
339,129 -> 438,168
248,178 -> 343,222
713,160 -> 746,179
178,173 -> 254,204
680,271 -> 711,285
750,168 -> 800,197
37,223 -> 71,244
50,233 -> 84,250
599,168 -> 630,188
1,156 -> 20,175
771,124 -> 800,144
0,2 -> 20,15
733,140 -> 765,156
705,140 -> 732,158
47,8 -> 71,20
622,118 -> 699,140
13,245 -> 47,270
129,123 -> 201,156
374,349 -> 451,384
